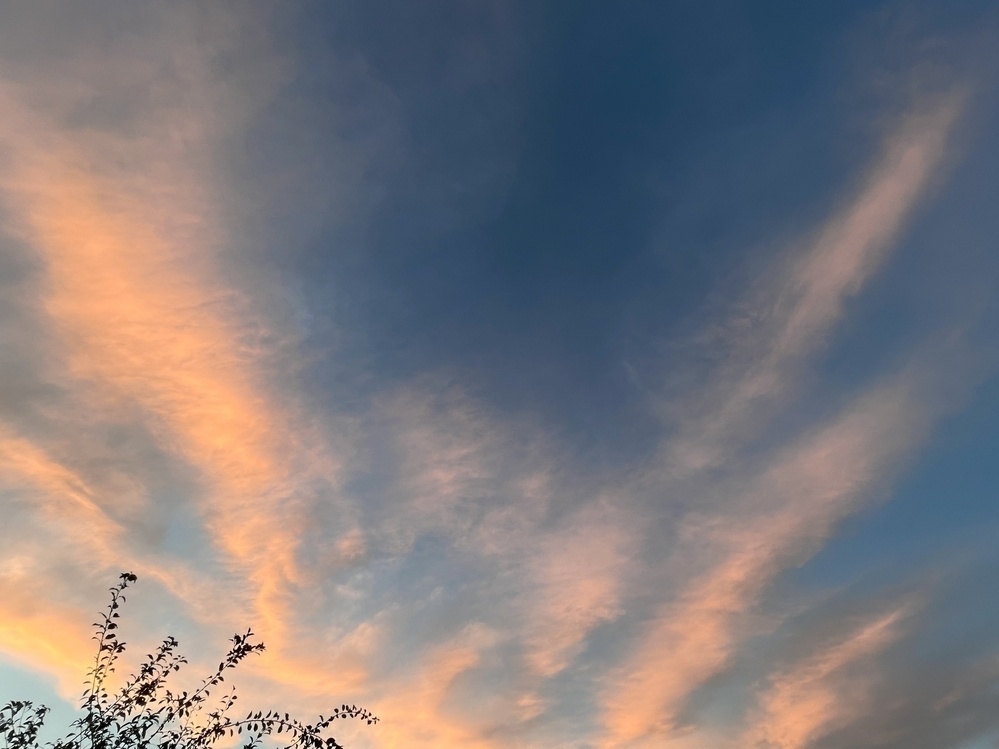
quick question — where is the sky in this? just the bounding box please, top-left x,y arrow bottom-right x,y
2,2 -> 999,748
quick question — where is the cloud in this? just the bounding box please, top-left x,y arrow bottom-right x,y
0,572 -> 94,687
597,89 -> 967,748
370,384 -> 514,553
813,651 -> 999,749
599,374 -> 938,746
0,424 -> 126,566
519,499 -> 635,679
371,386 -> 637,679
0,2 -> 359,688
746,605 -> 910,749
662,90 -> 965,476
787,561 -> 999,749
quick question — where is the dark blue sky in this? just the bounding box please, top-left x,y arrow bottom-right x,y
252,1 -> 995,451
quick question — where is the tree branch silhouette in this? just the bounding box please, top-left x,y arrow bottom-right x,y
1,574 -> 377,749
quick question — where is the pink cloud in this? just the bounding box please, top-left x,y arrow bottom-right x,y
746,606 -> 910,749
597,89 -> 965,746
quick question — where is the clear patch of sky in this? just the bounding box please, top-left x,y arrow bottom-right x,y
0,661 -> 76,743
231,0 -> 999,472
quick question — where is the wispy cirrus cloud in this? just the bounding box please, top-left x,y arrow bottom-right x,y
519,498 -> 635,679
746,605 -> 911,749
662,92 -> 965,476
0,2 -> 361,693
599,372 -> 943,747
0,424 -> 126,565
0,573 -> 95,684
597,91 -> 968,748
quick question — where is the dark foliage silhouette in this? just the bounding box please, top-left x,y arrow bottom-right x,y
0,573 -> 377,749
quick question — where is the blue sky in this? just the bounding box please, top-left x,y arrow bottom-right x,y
1,2 -> 999,748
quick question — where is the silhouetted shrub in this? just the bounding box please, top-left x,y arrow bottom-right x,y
0,573 -> 377,749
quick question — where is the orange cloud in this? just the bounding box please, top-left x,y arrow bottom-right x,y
593,91 -> 965,748
0,60 -> 352,678
0,425 -> 125,567
746,607 -> 909,749
366,624 -> 506,749
599,373 -> 935,747
0,426 -> 246,675
665,92 -> 965,477
0,579 -> 94,696
521,499 -> 634,678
